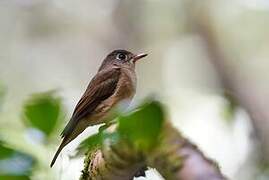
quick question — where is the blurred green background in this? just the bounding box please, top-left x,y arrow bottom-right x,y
1,0 -> 269,179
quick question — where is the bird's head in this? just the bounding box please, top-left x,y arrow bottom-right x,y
99,49 -> 147,71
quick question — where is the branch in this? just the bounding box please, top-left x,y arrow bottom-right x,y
80,121 -> 226,180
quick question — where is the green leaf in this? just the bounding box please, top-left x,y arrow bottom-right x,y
0,175 -> 30,180
77,133 -> 102,154
22,91 -> 63,137
118,101 -> 164,151
77,124 -> 119,154
0,141 -> 35,178
0,141 -> 14,159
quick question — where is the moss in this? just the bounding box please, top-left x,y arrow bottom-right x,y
80,148 -> 99,180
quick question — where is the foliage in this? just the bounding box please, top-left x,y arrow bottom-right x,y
78,129 -> 119,154
22,91 -> 63,138
118,100 -> 164,151
0,89 -> 65,179
78,100 -> 164,153
0,141 -> 35,180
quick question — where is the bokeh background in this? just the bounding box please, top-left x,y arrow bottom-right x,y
1,0 -> 269,179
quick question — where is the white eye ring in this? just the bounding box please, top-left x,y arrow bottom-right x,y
116,53 -> 127,61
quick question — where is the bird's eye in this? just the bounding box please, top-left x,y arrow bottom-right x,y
116,53 -> 127,61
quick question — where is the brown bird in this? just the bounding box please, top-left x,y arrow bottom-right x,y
50,49 -> 147,167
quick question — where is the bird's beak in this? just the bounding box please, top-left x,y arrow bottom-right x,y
133,53 -> 148,63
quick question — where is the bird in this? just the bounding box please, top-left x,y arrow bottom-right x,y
50,49 -> 147,167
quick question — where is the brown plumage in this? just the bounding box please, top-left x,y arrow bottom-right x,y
50,49 -> 147,167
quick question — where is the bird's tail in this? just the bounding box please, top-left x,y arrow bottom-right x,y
50,138 -> 69,167
50,122 -> 86,167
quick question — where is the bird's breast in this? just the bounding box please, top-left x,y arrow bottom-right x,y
117,68 -> 137,99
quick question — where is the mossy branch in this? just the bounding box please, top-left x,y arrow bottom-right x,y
80,121 -> 226,180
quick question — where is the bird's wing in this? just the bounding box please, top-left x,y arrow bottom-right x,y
61,68 -> 121,138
